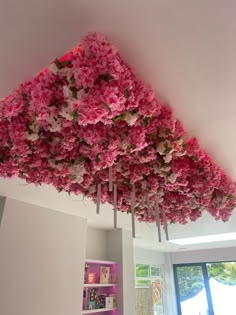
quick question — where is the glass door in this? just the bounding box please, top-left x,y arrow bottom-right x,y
174,264 -> 213,315
206,262 -> 236,315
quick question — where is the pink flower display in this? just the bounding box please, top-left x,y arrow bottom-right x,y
0,32 -> 235,225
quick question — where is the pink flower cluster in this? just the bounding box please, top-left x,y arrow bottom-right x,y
0,32 -> 235,225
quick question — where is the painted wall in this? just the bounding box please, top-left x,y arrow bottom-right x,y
134,246 -> 166,265
107,228 -> 135,315
0,198 -> 87,315
171,246 -> 236,264
86,227 -> 108,260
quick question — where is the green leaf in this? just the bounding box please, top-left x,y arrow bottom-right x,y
124,88 -> 129,100
32,112 -> 36,122
112,112 -> 126,122
96,154 -> 101,163
55,58 -> 70,69
69,174 -> 77,181
192,155 -> 198,162
164,142 -> 172,154
101,102 -> 111,113
143,117 -> 149,127
13,154 -> 19,160
72,110 -> 79,124
97,72 -> 114,83
69,86 -> 79,98
0,153 -> 6,163
127,144 -> 136,151
70,74 -> 76,85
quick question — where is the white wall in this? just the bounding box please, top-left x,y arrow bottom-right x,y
134,246 -> 166,265
171,246 -> 236,264
0,198 -> 87,315
107,228 -> 135,315
86,227 -> 108,260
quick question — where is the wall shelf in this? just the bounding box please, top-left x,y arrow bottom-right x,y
83,259 -> 118,313
85,259 -> 117,265
82,308 -> 117,314
84,283 -> 117,288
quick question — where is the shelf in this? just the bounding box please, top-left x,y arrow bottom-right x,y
82,308 -> 117,314
84,283 -> 117,288
85,259 -> 117,265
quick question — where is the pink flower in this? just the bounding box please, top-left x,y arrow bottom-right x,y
0,32 -> 235,227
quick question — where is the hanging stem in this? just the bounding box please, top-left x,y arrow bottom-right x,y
109,167 -> 113,192
96,183 -> 101,214
147,194 -> 151,217
162,208 -> 169,240
131,183 -> 136,238
154,200 -> 162,242
113,183 -> 117,230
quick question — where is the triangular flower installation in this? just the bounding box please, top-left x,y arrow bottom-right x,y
0,33 -> 235,233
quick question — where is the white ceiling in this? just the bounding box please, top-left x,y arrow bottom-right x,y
0,0 -> 236,251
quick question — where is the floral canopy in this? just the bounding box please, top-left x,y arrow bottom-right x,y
0,33 -> 235,236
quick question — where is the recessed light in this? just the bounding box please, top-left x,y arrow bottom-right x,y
169,232 -> 236,245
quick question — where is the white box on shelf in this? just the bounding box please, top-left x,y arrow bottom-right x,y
105,297 -> 113,309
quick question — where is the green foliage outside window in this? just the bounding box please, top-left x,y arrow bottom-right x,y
207,262 -> 236,285
136,264 -> 150,278
176,262 -> 236,302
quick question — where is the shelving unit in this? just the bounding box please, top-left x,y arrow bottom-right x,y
82,259 -> 118,314
82,308 -> 117,314
84,284 -> 117,288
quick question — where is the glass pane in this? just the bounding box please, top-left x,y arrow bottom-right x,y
136,264 -> 150,278
207,262 -> 236,315
135,287 -> 152,315
136,279 -> 151,286
175,265 -> 209,315
135,280 -> 165,315
151,266 -> 161,277
152,279 -> 165,315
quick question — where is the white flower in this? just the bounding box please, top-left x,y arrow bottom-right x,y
47,115 -> 62,132
120,140 -> 129,151
175,138 -> 184,146
164,152 -> 172,163
169,173 -> 177,184
77,89 -> 85,100
69,162 -> 86,184
26,133 -> 39,141
123,112 -> 138,126
49,160 -> 63,171
63,86 -> 73,100
60,106 -> 73,120
156,142 -> 165,155
48,63 -> 59,74
88,185 -> 96,194
175,150 -> 186,157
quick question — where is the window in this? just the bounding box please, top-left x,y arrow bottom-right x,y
135,264 -> 165,315
174,261 -> 236,315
